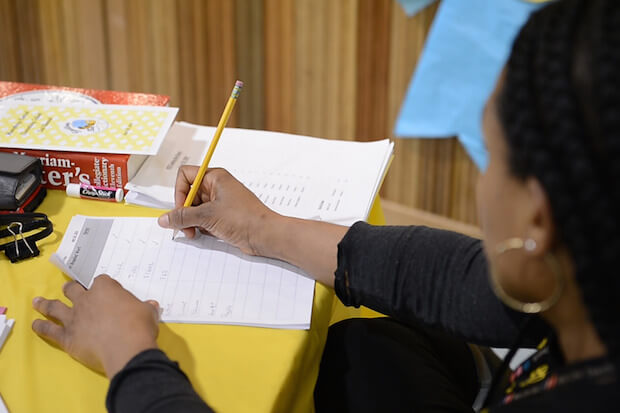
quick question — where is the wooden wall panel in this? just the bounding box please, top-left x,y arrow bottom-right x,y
12,1 -> 45,83
0,0 -> 480,225
355,0 -> 391,142
264,0 -> 295,134
105,0 -> 181,106
9,0 -> 106,88
0,1 -> 22,80
63,0 -> 108,88
294,0 -> 323,137
176,0 -> 205,122
205,0 -> 238,126
35,1 -> 66,84
324,0 -> 358,140
148,1 -> 181,104
235,0 -> 264,130
105,0 -> 130,92
383,2 -> 434,209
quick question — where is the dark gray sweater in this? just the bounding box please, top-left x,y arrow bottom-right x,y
334,222 -> 548,347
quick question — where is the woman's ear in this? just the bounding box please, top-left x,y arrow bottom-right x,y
524,177 -> 556,255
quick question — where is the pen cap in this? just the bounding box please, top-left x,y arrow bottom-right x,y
115,188 -> 124,202
66,183 -> 81,198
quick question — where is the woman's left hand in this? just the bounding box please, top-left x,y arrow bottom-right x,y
32,275 -> 160,378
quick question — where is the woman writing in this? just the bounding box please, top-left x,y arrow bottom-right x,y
31,0 -> 620,411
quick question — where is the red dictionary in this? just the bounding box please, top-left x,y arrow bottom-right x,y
0,81 -> 169,190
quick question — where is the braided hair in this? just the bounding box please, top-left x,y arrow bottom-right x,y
499,0 -> 620,361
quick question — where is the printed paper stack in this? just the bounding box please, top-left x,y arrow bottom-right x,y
126,122 -> 394,226
0,81 -> 176,191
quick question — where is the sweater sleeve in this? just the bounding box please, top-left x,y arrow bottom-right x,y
334,221 -> 549,348
106,349 -> 214,413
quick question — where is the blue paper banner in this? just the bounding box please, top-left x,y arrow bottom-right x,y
395,0 -> 437,16
394,0 -> 545,170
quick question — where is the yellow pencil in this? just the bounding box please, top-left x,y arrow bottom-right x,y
172,80 -> 244,239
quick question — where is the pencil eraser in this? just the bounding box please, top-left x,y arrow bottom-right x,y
0,307 -> 6,315
235,80 -> 244,88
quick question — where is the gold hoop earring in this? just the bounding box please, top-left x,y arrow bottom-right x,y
490,238 -> 565,314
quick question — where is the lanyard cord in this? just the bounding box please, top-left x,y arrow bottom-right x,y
481,315 -> 535,409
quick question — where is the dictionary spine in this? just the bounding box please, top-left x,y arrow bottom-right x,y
0,147 -> 131,191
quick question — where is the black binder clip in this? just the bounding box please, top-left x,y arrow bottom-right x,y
0,213 -> 53,263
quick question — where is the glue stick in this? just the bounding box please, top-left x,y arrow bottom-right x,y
66,183 -> 124,202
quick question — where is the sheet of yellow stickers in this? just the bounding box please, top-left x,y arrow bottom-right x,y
0,102 -> 178,154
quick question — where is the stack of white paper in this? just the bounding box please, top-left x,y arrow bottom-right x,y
0,314 -> 14,351
125,122 -> 393,226
51,216 -> 315,329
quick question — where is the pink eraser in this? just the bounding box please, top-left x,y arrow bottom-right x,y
235,80 -> 244,88
0,307 -> 6,315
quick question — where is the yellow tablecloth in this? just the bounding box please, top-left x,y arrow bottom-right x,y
0,189 -> 384,413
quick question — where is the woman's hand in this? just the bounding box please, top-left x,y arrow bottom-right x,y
159,166 -> 348,287
32,275 -> 160,378
158,167 -> 279,256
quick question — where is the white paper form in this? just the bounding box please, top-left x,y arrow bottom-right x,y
125,122 -> 394,225
51,216 -> 315,329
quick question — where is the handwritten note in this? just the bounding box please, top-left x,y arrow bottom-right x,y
51,216 -> 315,329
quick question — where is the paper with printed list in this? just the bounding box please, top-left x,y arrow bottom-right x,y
125,122 -> 394,226
51,216 -> 315,329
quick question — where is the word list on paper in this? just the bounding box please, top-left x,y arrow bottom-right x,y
89,218 -> 314,326
229,168 -> 351,220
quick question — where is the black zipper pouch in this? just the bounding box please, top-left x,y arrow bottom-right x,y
0,152 -> 45,212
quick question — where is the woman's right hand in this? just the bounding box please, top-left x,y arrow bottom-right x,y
157,167 -> 279,256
